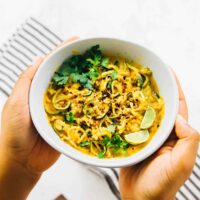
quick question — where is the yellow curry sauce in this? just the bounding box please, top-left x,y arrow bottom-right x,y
44,45 -> 164,158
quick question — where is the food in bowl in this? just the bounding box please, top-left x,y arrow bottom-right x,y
43,45 -> 164,158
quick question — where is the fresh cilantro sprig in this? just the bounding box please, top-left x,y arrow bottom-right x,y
80,141 -> 91,147
98,134 -> 129,158
52,45 -> 109,89
97,147 -> 106,158
65,112 -> 75,123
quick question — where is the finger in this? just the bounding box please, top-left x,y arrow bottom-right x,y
10,36 -> 79,102
61,36 -> 79,46
47,36 -> 79,56
174,73 -> 188,120
10,58 -> 43,100
172,115 -> 199,173
164,73 -> 189,143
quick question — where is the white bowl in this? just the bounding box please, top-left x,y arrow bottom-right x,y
29,38 -> 178,168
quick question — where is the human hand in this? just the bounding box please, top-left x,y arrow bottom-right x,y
119,76 -> 200,200
0,37 -> 78,200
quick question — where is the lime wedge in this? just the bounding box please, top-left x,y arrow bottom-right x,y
140,106 -> 156,129
124,130 -> 149,145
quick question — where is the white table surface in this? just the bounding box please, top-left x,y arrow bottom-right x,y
0,0 -> 200,199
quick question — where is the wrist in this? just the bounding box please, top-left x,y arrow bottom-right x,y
0,147 -> 41,200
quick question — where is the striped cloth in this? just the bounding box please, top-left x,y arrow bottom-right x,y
0,17 -> 199,200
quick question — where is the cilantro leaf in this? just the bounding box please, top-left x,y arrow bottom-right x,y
120,140 -> 129,150
51,45 -> 108,90
111,71 -> 118,80
80,141 -> 91,147
97,134 -> 129,158
70,73 -> 81,83
52,72 -> 69,86
87,67 -> 99,81
66,112 -> 75,123
101,58 -> 109,68
87,56 -> 101,66
97,148 -> 106,158
99,136 -> 111,146
78,74 -> 93,90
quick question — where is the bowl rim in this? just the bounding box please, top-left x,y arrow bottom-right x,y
29,37 -> 179,167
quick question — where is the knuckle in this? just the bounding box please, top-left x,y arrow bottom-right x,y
180,161 -> 193,174
190,129 -> 200,141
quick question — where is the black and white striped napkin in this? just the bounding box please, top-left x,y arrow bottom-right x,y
0,17 -> 199,200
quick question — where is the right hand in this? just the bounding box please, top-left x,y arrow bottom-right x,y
119,77 -> 200,200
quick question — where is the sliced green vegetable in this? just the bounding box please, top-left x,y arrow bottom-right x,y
109,113 -> 121,119
142,75 -> 149,88
53,119 -> 65,131
137,74 -> 146,89
112,93 -> 120,98
140,106 -> 156,129
54,101 -> 70,110
83,90 -> 93,96
111,80 -> 121,98
96,105 -> 110,119
124,130 -> 149,145
154,91 -> 160,99
44,101 -> 59,114
101,70 -> 115,77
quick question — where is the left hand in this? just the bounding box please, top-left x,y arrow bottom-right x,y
1,36 -> 78,175
0,37 -> 79,200
0,58 -> 60,174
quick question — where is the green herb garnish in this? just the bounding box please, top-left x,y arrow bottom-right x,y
137,75 -> 146,89
98,134 -> 129,158
52,45 -> 107,89
111,71 -> 118,80
66,112 -> 75,123
80,141 -> 91,147
52,72 -> 69,86
97,148 -> 106,158
101,58 -> 109,68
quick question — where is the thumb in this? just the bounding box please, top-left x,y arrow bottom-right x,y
175,115 -> 199,141
172,114 -> 199,173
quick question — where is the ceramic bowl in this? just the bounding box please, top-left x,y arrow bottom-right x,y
29,38 -> 178,167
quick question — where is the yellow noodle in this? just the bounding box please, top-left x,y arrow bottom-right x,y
44,56 -> 164,158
